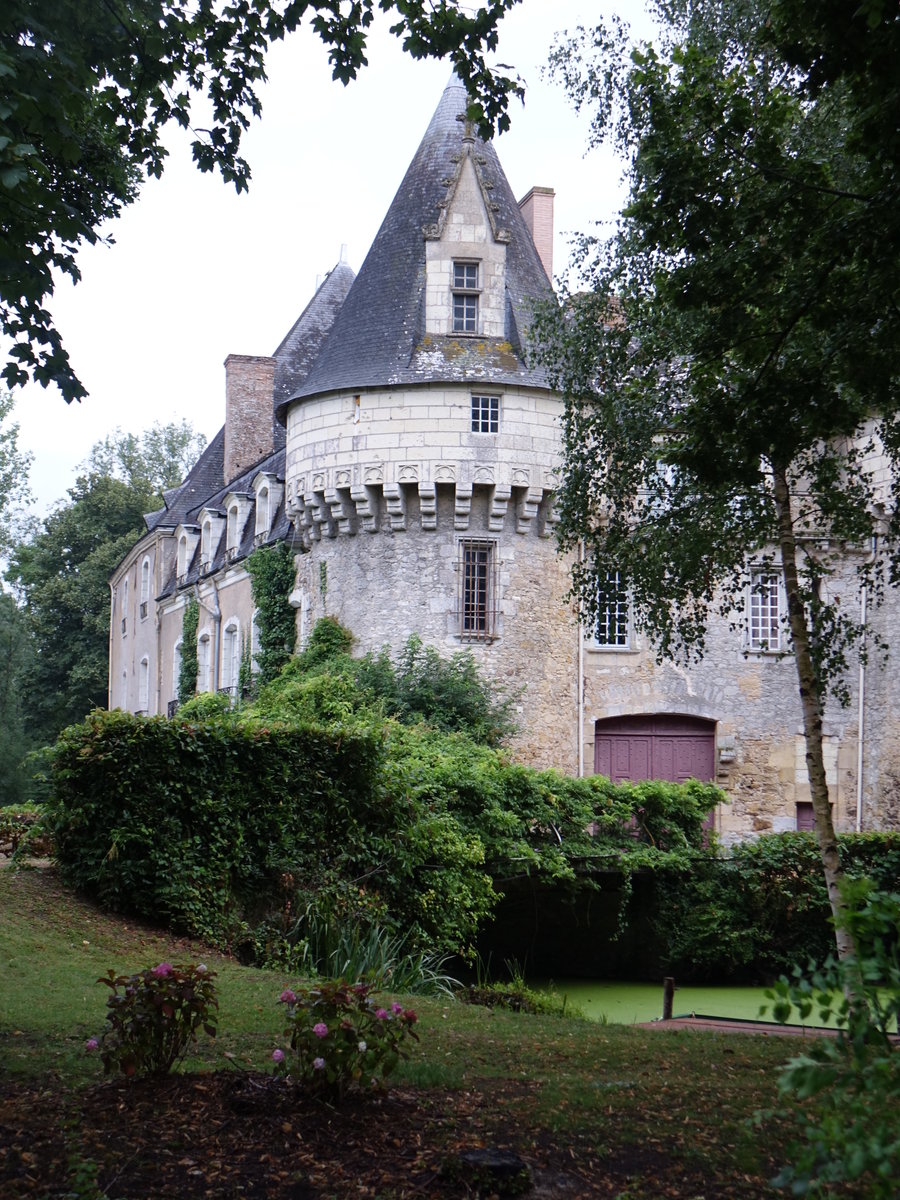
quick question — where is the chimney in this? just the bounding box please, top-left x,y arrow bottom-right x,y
518,186 -> 555,282
224,354 -> 276,484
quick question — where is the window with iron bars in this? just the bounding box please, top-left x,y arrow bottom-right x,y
458,539 -> 498,641
471,393 -> 499,433
595,569 -> 629,648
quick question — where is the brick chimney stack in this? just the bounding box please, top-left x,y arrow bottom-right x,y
518,186 -> 555,282
224,354 -> 276,483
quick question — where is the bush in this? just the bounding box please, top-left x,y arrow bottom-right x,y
273,980 -> 419,1099
90,961 -> 218,1076
764,884 -> 900,1196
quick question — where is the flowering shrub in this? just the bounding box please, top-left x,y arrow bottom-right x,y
273,979 -> 418,1099
91,962 -> 218,1076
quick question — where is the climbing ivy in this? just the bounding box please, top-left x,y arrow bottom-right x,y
177,598 -> 199,707
246,544 -> 297,685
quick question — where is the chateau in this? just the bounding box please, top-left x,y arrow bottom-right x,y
109,78 -> 900,842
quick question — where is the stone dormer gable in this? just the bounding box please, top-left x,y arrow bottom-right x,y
290,76 -> 554,401
423,124 -> 509,339
223,491 -> 254,560
253,471 -> 283,544
174,524 -> 200,584
198,507 -> 225,572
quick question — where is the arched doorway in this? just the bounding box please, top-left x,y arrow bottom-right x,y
594,714 -> 716,783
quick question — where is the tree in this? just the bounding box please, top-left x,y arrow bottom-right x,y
6,422 -> 206,746
0,590 -> 32,804
1,0 -> 522,404
535,0 -> 900,959
0,391 -> 36,559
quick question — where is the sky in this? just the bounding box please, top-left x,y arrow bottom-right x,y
11,0 -> 657,516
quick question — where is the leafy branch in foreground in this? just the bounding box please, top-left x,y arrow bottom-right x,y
1,0 -> 522,402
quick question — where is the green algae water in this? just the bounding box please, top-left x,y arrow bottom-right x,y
536,980 -> 836,1027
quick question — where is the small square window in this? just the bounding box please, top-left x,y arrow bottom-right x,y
454,262 -> 478,290
471,394 -> 499,433
595,570 -> 629,648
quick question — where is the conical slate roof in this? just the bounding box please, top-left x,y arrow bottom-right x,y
285,76 -> 552,408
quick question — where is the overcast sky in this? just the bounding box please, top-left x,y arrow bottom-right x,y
12,0 -> 656,515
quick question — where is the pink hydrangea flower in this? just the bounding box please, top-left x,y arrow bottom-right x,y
375,1008 -> 389,1020
280,989 -> 297,1004
313,1022 -> 329,1038
272,1048 -> 285,1063
152,962 -> 173,978
391,1002 -> 403,1014
313,1057 -> 325,1070
84,1037 -> 99,1051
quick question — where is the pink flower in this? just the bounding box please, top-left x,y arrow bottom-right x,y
313,1057 -> 325,1070
313,1022 -> 329,1038
272,1048 -> 285,1063
375,1008 -> 389,1020
391,1002 -> 403,1014
280,989 -> 297,1004
152,962 -> 173,978
84,1038 -> 99,1051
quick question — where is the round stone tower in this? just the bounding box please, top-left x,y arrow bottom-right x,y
276,78 -> 577,768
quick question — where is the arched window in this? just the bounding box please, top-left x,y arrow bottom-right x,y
221,620 -> 240,696
255,487 -> 270,540
138,656 -> 150,712
140,557 -> 151,619
173,639 -> 182,691
201,520 -> 212,569
197,632 -> 211,693
177,534 -> 189,579
250,610 -> 261,674
121,578 -> 129,636
226,503 -> 240,558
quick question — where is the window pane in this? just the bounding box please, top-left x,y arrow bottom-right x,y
750,573 -> 781,650
471,394 -> 499,433
453,293 -> 478,332
453,262 -> 478,289
459,541 -> 496,640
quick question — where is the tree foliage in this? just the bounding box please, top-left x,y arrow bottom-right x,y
0,392 -> 35,558
6,421 -> 205,745
535,0 -> 900,958
1,0 -> 522,403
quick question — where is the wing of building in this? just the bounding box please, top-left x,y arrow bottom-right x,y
109,77 -> 899,841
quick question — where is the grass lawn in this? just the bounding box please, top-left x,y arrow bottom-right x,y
0,864 -> 856,1199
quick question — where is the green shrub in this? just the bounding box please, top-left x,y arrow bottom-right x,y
245,543 -> 298,684
764,884 -> 900,1196
90,961 -> 218,1076
273,980 -> 419,1100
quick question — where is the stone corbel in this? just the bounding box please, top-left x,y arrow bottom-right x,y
383,482 -> 407,531
418,482 -> 437,531
350,484 -> 378,533
488,485 -> 511,532
454,482 -> 473,530
324,487 -> 355,536
516,487 -> 543,534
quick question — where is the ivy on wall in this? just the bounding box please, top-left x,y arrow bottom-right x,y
177,598 -> 199,706
246,543 -> 297,685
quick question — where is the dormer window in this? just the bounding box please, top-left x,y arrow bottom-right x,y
252,472 -> 283,546
174,524 -> 200,585
177,535 -> 189,581
452,260 -> 480,333
201,520 -> 213,569
227,503 -> 240,559
255,487 -> 269,542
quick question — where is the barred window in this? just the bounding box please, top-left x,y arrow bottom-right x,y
595,570 -> 629,648
471,394 -> 499,433
458,540 -> 498,641
749,572 -> 782,651
452,260 -> 479,333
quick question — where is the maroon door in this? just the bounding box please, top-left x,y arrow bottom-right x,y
594,714 -> 716,783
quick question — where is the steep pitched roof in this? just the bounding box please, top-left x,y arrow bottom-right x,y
287,76 -> 553,404
272,260 -> 356,420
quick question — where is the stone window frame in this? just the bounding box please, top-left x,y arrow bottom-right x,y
452,259 -> 480,334
197,629 -> 212,693
138,655 -> 150,713
457,538 -> 499,642
471,393 -> 500,434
